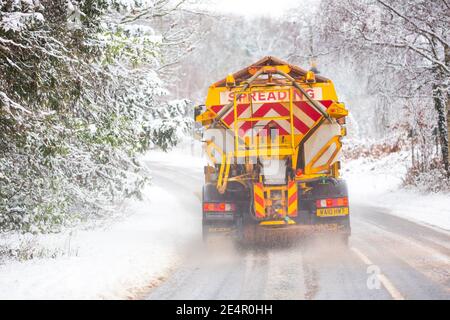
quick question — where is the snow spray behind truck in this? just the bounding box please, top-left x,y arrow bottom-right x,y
194,56 -> 350,244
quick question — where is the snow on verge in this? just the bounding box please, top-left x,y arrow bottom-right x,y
0,183 -> 199,299
343,151 -> 450,231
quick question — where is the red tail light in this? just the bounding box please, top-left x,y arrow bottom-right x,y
316,197 -> 348,208
203,202 -> 236,212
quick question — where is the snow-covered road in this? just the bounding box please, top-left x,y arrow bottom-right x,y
1,150 -> 449,299
145,152 -> 450,300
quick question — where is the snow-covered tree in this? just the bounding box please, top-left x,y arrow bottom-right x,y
318,0 -> 450,175
0,0 -> 192,232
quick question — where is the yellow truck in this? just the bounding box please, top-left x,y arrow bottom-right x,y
194,56 -> 350,244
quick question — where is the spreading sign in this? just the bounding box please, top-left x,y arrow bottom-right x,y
219,88 -> 323,105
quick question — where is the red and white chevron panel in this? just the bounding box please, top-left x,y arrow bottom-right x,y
209,100 -> 333,137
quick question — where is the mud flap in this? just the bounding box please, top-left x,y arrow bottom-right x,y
202,183 -> 249,242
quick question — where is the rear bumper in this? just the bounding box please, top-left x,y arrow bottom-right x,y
204,207 -> 350,229
204,214 -> 351,238
257,220 -> 350,234
203,212 -> 234,222
238,220 -> 350,244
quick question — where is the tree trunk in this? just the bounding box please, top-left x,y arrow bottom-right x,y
447,95 -> 450,174
446,45 -> 450,175
433,85 -> 449,173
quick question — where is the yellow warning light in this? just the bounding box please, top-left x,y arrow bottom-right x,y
327,102 -> 349,119
226,73 -> 235,87
306,71 -> 316,83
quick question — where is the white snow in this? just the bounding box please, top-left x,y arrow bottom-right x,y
0,12 -> 44,32
0,180 -> 199,299
1,146 -> 449,299
200,0 -> 302,18
344,151 -> 450,231
145,144 -> 206,168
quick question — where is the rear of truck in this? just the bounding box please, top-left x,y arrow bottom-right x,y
195,56 -> 350,245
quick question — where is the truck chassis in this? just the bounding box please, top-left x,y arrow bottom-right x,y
196,56 -> 351,245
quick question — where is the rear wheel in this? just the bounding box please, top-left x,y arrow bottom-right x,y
202,221 -> 209,242
340,234 -> 350,247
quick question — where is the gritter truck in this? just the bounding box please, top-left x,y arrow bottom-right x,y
194,56 -> 350,244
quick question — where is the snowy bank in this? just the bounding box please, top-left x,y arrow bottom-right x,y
343,151 -> 450,231
0,172 -> 199,299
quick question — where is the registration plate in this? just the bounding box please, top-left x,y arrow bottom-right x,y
208,227 -> 232,232
316,207 -> 349,217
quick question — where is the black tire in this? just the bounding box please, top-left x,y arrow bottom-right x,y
339,234 -> 350,247
202,221 -> 209,242
332,233 -> 350,249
